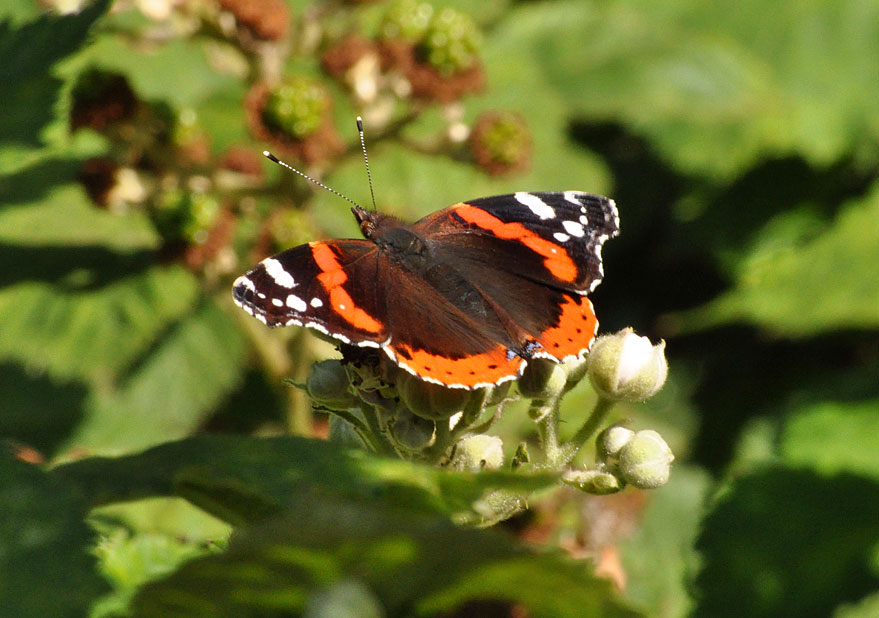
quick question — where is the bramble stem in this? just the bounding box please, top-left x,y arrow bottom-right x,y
556,397 -> 615,466
532,396 -> 562,468
360,402 -> 400,457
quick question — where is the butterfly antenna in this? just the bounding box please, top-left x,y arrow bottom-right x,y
356,116 -> 378,211
262,151 -> 364,210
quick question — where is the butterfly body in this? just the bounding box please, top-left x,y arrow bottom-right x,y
233,192 -> 619,389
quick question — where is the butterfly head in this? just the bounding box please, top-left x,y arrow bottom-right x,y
352,205 -> 378,238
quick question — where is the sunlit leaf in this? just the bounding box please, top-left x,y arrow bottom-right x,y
677,181 -> 879,336
69,299 -> 247,453
780,399 -> 879,480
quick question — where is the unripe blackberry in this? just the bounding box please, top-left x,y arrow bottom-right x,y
470,111 -> 532,176
246,81 -> 344,163
380,0 -> 434,42
70,68 -> 137,132
262,77 -> 328,140
419,8 -> 481,77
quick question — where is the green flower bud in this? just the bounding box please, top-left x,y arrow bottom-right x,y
562,354 -> 590,390
390,409 -> 436,451
307,360 -> 357,410
483,381 -> 512,407
420,7 -> 481,76
397,372 -> 469,420
616,429 -> 674,489
587,328 -> 668,402
262,77 -> 329,140
596,425 -> 635,467
304,578 -> 384,618
562,468 -> 623,495
450,434 -> 504,472
518,359 -> 567,400
328,415 -> 367,449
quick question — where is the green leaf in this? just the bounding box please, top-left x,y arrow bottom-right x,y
53,434 -> 558,523
500,1 -> 879,178
89,498 -> 231,618
693,468 -> 879,618
0,362 -> 88,457
0,0 -> 111,148
677,180 -> 879,336
780,399 -> 879,481
834,592 -> 879,618
70,298 -> 247,452
0,261 -> 199,383
0,454 -> 109,618
620,465 -> 711,618
130,496 -> 639,617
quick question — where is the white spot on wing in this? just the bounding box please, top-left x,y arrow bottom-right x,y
286,294 -> 307,312
553,232 -> 570,242
262,257 -> 296,288
234,275 -> 255,293
310,297 -> 323,308
271,298 -> 283,307
515,192 -> 555,220
563,191 -> 582,206
562,220 -> 585,237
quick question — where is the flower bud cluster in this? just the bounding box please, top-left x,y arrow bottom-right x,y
596,426 -> 674,490
306,325 -> 673,505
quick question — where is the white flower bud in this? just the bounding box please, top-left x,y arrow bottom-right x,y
518,358 -> 567,399
304,578 -> 384,618
616,429 -> 674,489
450,435 -> 504,472
596,425 -> 635,467
587,328 -> 668,402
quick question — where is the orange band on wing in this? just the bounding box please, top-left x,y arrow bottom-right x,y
453,204 -> 578,283
390,342 -> 523,387
534,294 -> 597,360
310,242 -> 384,334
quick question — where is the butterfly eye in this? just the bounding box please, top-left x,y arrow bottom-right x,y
359,219 -> 375,238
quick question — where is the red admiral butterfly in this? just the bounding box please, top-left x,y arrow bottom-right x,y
233,130 -> 619,389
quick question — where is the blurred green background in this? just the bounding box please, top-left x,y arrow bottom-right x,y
2,0 -> 879,616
